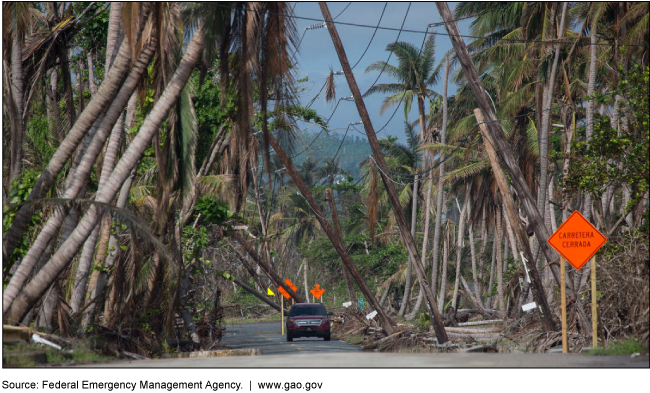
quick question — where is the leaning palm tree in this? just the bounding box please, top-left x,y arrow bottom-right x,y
364,36 -> 439,316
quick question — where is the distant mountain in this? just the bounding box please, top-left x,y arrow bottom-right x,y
292,130 -> 372,179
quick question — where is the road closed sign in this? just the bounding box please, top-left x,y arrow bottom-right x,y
547,210 -> 607,270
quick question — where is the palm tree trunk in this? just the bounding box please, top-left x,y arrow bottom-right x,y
47,68 -> 63,142
572,17 -> 599,297
5,24 -> 205,324
495,207 -> 506,319
9,34 -> 24,186
105,2 -> 123,70
534,2 -> 568,266
71,110 -> 125,314
2,5 -> 150,261
398,172 -> 419,317
468,219 -> 481,305
406,154 -> 434,320
487,231 -> 497,308
83,94 -> 136,327
431,53 -> 450,314
451,189 -> 470,311
84,165 -> 137,331
87,49 -> 98,97
437,231 -> 449,313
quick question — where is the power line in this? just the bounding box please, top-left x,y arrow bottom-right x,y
331,124 -> 351,162
362,3 -> 412,97
290,2 -> 350,64
211,3 -> 649,48
350,2 -> 388,71
333,2 -> 353,20
290,98 -> 344,160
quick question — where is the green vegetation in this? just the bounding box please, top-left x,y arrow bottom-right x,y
3,340 -> 113,367
584,339 -> 648,356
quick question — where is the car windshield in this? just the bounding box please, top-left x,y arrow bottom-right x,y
289,305 -> 326,316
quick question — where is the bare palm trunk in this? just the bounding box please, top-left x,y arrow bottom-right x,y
487,232 -> 497,308
495,208 -> 506,319
534,2 -> 568,266
9,35 -> 24,185
5,25 -> 205,324
398,172 -> 419,317
431,53 -> 450,313
87,49 -> 98,97
48,68 -> 63,142
468,219 -> 481,305
451,189 -> 470,311
406,154 -> 434,320
70,110 -> 125,314
105,2 -> 123,69
437,231 -> 449,313
84,165 -> 137,330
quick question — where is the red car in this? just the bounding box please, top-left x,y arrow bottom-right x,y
285,303 -> 332,341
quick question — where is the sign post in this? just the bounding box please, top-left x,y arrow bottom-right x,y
277,284 -> 292,336
548,210 -> 607,352
560,257 -> 568,353
591,256 -> 597,348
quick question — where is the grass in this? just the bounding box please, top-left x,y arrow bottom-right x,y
3,339 -> 113,367
223,311 -> 283,325
584,339 -> 648,356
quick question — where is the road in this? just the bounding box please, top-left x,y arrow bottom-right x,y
218,321 -> 362,356
93,321 -> 650,368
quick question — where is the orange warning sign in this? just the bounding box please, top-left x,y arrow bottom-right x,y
547,210 -> 607,271
277,286 -> 291,299
310,283 -> 325,299
285,278 -> 298,292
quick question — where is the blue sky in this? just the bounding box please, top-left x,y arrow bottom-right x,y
290,2 -> 474,144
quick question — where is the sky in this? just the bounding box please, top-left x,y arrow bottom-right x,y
290,2 -> 475,145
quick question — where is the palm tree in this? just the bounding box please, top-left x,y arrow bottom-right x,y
5,19 -> 206,324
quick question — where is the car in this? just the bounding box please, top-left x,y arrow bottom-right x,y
285,303 -> 332,342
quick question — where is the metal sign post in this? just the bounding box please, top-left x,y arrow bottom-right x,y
560,257 -> 568,353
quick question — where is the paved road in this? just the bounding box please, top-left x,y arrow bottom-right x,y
96,321 -> 649,368
218,321 -> 362,355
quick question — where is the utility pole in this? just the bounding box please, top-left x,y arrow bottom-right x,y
436,2 -> 590,332
319,2 -> 448,343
